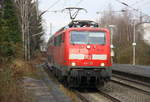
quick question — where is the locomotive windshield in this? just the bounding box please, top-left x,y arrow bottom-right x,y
71,31 -> 106,44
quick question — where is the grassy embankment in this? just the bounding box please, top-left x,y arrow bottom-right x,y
0,0 -> 44,101
0,48 -> 44,102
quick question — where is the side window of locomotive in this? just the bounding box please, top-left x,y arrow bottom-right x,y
54,37 -> 57,46
61,33 -> 65,43
54,34 -> 63,46
52,38 -> 54,45
59,34 -> 62,44
58,34 -> 62,45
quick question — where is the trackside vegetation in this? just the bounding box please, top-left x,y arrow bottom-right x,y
0,0 -> 42,102
0,0 -> 21,60
98,5 -> 150,65
0,0 -> 27,102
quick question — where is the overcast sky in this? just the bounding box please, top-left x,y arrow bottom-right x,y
38,0 -> 150,41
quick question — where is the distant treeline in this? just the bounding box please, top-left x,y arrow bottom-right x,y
98,5 -> 150,65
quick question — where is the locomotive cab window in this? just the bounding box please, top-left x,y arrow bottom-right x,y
54,34 -> 64,46
70,31 -> 106,44
61,33 -> 65,43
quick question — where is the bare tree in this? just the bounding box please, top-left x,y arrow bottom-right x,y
14,0 -> 43,60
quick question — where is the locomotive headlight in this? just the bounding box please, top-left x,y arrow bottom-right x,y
87,45 -> 91,49
71,62 -> 76,66
100,63 -> 105,67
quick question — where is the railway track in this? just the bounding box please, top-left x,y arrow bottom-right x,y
97,90 -> 122,102
43,63 -> 150,102
74,79 -> 150,102
75,90 -> 123,102
111,75 -> 150,95
112,70 -> 150,83
75,91 -> 91,102
112,74 -> 150,87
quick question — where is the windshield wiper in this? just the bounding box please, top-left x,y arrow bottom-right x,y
99,43 -> 105,45
87,42 -> 91,44
72,42 -> 75,45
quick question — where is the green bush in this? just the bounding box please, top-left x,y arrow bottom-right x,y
114,41 -> 150,65
114,45 -> 132,64
136,41 -> 150,65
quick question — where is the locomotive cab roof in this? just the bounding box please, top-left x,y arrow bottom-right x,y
56,20 -> 99,33
68,20 -> 99,28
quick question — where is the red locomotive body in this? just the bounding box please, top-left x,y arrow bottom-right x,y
47,20 -> 112,88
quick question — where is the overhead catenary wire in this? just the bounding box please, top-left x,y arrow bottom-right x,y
75,0 -> 84,6
130,0 -> 143,6
115,0 -> 149,12
47,0 -> 61,10
115,0 -> 133,8
42,0 -> 85,14
114,0 -> 150,19
130,0 -> 148,6
40,0 -> 61,16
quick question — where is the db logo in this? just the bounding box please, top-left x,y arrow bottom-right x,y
84,55 -> 92,59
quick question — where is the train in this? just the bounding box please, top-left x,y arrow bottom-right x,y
47,20 -> 112,88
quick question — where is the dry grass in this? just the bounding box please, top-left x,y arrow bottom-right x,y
11,59 -> 36,79
0,52 -> 44,102
114,41 -> 150,65
59,85 -> 80,102
0,63 -> 32,102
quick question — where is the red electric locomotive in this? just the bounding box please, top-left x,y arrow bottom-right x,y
47,20 -> 112,88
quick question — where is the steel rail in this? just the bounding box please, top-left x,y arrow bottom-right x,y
74,91 -> 90,102
98,90 -> 122,102
111,77 -> 150,95
112,74 -> 150,87
112,70 -> 150,83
